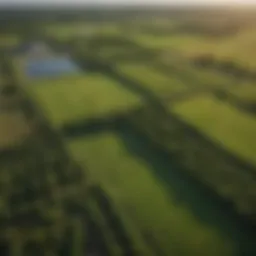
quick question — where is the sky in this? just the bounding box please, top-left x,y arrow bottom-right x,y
0,0 -> 255,6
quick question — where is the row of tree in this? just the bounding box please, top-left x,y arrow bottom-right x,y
128,105 -> 256,225
192,54 -> 256,80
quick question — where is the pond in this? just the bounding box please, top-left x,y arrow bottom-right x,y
26,57 -> 81,79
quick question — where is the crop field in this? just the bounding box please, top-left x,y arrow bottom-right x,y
132,27 -> 256,69
117,64 -> 187,97
27,74 -> 143,127
0,7 -> 256,256
227,83 -> 256,104
171,95 -> 256,168
68,132 -> 233,256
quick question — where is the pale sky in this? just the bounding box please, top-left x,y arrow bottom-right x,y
0,0 -> 255,6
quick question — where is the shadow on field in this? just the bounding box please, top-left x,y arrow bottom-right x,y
63,115 -> 256,256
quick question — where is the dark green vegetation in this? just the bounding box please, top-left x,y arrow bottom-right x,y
0,6 -> 256,256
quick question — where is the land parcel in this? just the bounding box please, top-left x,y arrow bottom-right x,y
26,74 -> 143,128
171,95 -> 256,168
68,132 -> 233,256
116,64 -> 186,98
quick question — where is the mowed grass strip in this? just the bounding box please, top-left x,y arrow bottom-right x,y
27,75 -> 143,127
116,64 -> 186,97
171,95 -> 256,168
68,133 -> 233,256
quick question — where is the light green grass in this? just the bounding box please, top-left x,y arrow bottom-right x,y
27,74 -> 143,127
133,28 -> 256,69
228,83 -> 256,104
117,64 -> 186,97
68,133 -> 234,256
171,95 -> 256,167
44,23 -> 120,40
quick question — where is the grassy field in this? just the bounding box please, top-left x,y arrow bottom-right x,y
44,22 -> 121,40
68,132 -> 234,256
116,64 -> 187,97
27,74 -> 143,127
171,95 -> 256,168
228,83 -> 256,104
132,28 -> 256,69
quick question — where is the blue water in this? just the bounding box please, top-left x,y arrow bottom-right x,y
26,57 -> 81,78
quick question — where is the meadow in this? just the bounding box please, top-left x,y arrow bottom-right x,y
116,63 -> 187,97
171,95 -> 256,168
27,74 -> 143,127
227,82 -> 256,104
132,27 -> 256,69
0,7 -> 256,256
68,132 -> 234,256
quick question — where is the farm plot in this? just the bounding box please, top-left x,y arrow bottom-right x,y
171,95 -> 256,168
227,83 -> 256,105
116,64 -> 186,98
133,29 -> 256,69
27,74 -> 143,127
68,132 -> 233,256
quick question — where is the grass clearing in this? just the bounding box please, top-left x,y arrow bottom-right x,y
171,95 -> 256,167
68,132 -> 234,256
133,28 -> 256,69
228,83 -> 256,104
117,64 -> 186,97
27,74 -> 143,127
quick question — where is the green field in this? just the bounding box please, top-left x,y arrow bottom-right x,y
68,132 -> 233,256
171,95 -> 256,167
27,74 -> 143,127
228,83 -> 256,104
117,64 -> 186,97
132,28 -> 256,69
1,8 -> 256,255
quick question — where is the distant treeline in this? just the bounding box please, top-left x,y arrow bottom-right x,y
127,105 -> 256,224
192,55 -> 256,80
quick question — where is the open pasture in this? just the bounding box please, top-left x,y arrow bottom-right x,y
27,74 -> 143,127
68,132 -> 233,256
171,95 -> 256,168
116,64 -> 187,97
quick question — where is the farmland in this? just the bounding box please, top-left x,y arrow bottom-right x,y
68,132 -> 234,256
171,95 -> 256,168
26,74 -> 143,127
0,6 -> 256,256
116,63 -> 187,97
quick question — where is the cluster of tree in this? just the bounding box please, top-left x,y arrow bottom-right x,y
0,54 -> 89,255
173,21 -> 239,37
0,50 -> 141,256
128,105 -> 256,224
192,55 -> 256,80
